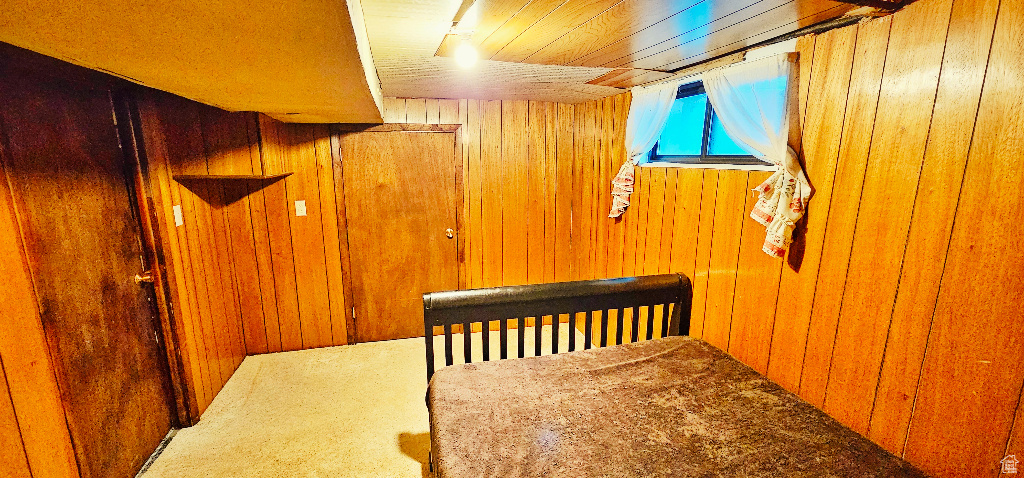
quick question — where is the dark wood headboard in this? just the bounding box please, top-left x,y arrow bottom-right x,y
422,274 -> 693,381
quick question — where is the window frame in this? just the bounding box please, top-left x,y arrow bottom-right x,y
648,81 -> 768,167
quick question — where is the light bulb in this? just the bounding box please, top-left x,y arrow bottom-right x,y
454,42 -> 477,69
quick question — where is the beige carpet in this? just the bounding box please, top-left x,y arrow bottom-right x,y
143,325 -> 582,478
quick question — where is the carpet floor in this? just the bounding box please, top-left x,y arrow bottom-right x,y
142,325 -> 581,478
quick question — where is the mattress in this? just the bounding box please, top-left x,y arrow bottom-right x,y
427,335 -> 927,477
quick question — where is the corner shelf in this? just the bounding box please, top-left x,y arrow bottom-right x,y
172,173 -> 292,181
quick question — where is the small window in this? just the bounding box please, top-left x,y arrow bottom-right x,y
649,82 -> 769,166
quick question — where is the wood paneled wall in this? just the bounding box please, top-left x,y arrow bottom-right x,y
124,5 -> 1024,471
138,92 -> 350,416
381,96 -> 629,289
595,0 -> 1023,475
0,161 -> 80,478
140,92 -> 627,419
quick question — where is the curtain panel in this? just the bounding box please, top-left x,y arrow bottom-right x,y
608,82 -> 679,218
703,52 -> 811,257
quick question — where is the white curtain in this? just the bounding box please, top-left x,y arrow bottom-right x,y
703,53 -> 811,257
608,81 -> 679,218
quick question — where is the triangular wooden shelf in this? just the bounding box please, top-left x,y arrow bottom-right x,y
172,173 -> 292,181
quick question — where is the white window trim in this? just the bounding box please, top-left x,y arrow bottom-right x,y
641,161 -> 776,172
636,39 -> 796,174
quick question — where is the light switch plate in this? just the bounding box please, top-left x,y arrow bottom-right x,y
172,205 -> 184,227
295,200 -> 307,216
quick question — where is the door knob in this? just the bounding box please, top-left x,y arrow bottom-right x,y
134,270 -> 155,284
445,228 -> 454,239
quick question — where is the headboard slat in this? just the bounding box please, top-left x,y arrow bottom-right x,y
444,323 -> 454,366
481,320 -> 489,361
423,274 -> 693,381
586,311 -> 595,350
499,318 -> 508,360
661,304 -> 672,337
531,318 -> 540,356
517,319 -> 525,359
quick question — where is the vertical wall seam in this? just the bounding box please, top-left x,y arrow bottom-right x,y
818,17 -> 893,409
765,31 -> 816,375
865,0 -> 955,437
0,343 -> 34,477
901,0 -> 1004,459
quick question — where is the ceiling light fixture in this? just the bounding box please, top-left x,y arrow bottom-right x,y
454,33 -> 477,69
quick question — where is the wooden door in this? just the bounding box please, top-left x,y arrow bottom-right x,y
340,127 -> 460,342
0,49 -> 177,477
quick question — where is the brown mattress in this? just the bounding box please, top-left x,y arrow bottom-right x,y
427,335 -> 927,477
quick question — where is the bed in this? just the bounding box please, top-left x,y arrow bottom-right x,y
422,274 -> 926,477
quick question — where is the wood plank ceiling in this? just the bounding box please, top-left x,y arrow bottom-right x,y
363,0 -> 866,102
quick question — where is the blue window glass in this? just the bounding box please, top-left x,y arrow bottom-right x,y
655,93 -> 706,156
708,113 -> 749,156
650,80 -> 771,165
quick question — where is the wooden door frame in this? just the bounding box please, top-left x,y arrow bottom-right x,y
331,123 -> 465,344
113,89 -> 192,426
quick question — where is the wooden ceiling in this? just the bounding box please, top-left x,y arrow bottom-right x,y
362,0 -> 628,102
368,0 -> 868,102
438,0 -> 857,71
0,0 -> 885,115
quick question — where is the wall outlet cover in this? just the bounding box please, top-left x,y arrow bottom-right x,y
172,205 -> 184,227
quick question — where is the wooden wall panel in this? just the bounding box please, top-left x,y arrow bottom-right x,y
0,361 -> 32,478
795,16 -> 890,406
139,96 -> 213,413
554,104 -> 575,282
480,101 -> 504,287
821,0 -> 953,434
727,170 -> 782,374
666,169 -> 703,292
0,155 -> 79,478
790,19 -> 880,407
465,100 -> 484,288
867,0 -> 1000,453
140,93 -> 354,415
501,101 -> 529,286
770,25 -> 856,403
763,33 -> 820,393
587,0 -> 1020,475
902,0 -> 1022,474
689,169 -> 718,338
527,101 -> 547,284
701,170 -> 746,350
